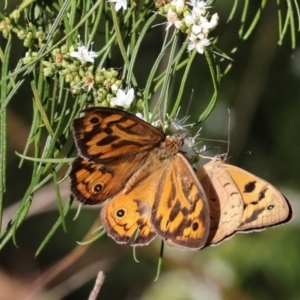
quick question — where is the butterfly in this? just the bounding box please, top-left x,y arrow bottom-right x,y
70,107 -> 210,250
70,107 -> 293,250
197,157 -> 293,246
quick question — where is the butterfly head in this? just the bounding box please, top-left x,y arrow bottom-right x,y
158,133 -> 186,158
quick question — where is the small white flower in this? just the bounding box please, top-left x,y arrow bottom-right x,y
179,134 -> 198,162
184,136 -> 196,148
70,75 -> 95,93
170,0 -> 185,13
191,24 -> 203,35
136,112 -> 145,120
185,8 -> 210,26
70,45 -> 98,63
187,33 -> 211,54
174,20 -> 184,30
168,108 -> 190,132
111,88 -> 134,108
186,127 -> 202,147
170,117 -> 190,131
198,144 -> 206,154
137,112 -> 170,129
187,0 -> 210,13
111,84 -> 119,93
136,112 -> 157,127
82,75 -> 95,91
166,8 -> 178,30
109,0 -> 127,11
184,14 -> 195,26
181,127 -> 204,163
210,13 -> 219,28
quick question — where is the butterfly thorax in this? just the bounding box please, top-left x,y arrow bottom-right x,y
123,134 -> 185,194
158,134 -> 185,159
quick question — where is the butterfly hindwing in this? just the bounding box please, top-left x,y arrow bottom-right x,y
197,160 -> 244,245
70,156 -> 152,204
100,154 -> 161,245
151,153 -> 210,250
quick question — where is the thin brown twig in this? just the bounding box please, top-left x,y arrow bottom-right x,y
88,271 -> 105,300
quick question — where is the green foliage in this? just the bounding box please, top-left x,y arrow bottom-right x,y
0,0 -> 299,299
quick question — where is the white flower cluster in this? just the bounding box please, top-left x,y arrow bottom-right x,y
164,0 -> 219,54
137,109 -> 205,163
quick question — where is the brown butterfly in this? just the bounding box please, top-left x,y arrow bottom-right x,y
70,107 -> 210,250
197,157 -> 293,247
70,107 -> 293,250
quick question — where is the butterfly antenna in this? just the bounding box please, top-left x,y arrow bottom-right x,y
199,137 -> 228,143
225,107 -> 231,159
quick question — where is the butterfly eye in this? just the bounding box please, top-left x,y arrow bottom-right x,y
115,208 -> 127,219
93,183 -> 103,193
178,139 -> 184,147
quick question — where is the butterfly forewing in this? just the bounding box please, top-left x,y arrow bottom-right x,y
71,108 -> 166,204
226,166 -> 293,231
197,158 -> 294,247
72,107 -> 165,163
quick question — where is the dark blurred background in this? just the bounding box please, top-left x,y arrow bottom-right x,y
1,1 -> 299,299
